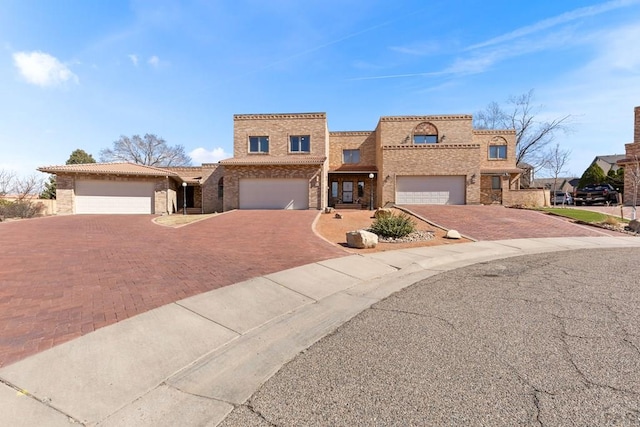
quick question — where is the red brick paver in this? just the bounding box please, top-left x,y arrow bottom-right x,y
0,211 -> 346,367
401,205 -> 624,241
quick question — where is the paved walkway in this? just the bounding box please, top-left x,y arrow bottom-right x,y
1,235 -> 639,426
0,212 -> 345,368
401,205 -> 623,241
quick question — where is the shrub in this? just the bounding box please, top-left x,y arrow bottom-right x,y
0,199 -> 44,220
369,212 -> 416,238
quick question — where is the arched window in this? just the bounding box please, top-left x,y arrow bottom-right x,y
217,177 -> 224,199
488,136 -> 508,159
413,122 -> 438,144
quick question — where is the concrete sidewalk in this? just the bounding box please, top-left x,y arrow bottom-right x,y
1,236 -> 640,426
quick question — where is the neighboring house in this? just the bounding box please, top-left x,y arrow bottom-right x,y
38,162 -> 223,215
592,154 -> 626,174
618,106 -> 640,206
530,177 -> 579,193
40,111 -> 550,215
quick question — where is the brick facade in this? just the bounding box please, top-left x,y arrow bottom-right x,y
43,110 -> 527,214
222,112 -> 521,210
620,106 -> 640,206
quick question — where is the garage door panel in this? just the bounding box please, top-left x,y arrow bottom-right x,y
396,176 -> 465,205
76,180 -> 154,214
239,179 -> 309,210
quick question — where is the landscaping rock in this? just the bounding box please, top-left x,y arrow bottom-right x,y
346,229 -> 378,249
374,208 -> 393,219
629,219 -> 640,233
445,229 -> 462,239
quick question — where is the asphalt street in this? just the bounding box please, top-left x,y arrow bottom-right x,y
221,248 -> 640,427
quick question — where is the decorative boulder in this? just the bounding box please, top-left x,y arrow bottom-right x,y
346,229 -> 378,249
445,229 -> 462,239
374,208 -> 393,219
629,219 -> 640,233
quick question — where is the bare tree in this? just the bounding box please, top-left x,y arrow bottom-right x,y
0,169 -> 16,197
0,171 -> 45,219
475,89 -> 572,169
100,134 -> 191,166
542,143 -> 572,206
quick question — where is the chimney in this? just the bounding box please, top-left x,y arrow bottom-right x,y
635,106 -> 640,144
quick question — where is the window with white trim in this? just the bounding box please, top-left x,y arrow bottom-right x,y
290,135 -> 310,152
249,136 -> 269,153
414,134 -> 438,144
489,145 -> 507,159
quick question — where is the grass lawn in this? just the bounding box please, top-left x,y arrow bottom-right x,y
541,208 -> 627,224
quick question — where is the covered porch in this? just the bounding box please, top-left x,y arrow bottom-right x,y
328,166 -> 378,210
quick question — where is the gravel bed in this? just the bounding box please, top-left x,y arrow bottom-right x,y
376,230 -> 435,243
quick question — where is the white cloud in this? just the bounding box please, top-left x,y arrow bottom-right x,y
12,51 -> 78,87
148,55 -> 160,67
128,54 -> 139,66
466,0 -> 639,51
189,147 -> 231,164
389,41 -> 441,56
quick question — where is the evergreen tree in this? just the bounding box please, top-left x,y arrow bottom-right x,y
40,149 -> 96,199
578,163 -> 606,188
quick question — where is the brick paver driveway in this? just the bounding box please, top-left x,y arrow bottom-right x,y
401,205 -> 623,241
0,211 -> 346,367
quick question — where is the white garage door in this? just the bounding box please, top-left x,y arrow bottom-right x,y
75,180 -> 154,214
239,179 -> 309,209
396,176 -> 466,205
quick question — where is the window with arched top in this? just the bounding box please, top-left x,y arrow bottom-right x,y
413,122 -> 438,144
488,136 -> 508,159
217,177 -> 224,199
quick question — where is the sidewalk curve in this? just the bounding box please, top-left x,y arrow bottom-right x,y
1,236 -> 639,426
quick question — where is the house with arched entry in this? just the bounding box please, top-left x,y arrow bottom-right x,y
40,111 -> 543,215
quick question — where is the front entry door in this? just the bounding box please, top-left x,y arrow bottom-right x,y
342,181 -> 353,203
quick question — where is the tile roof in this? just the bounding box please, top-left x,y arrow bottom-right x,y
37,162 -> 178,177
329,165 -> 378,173
480,167 -> 523,174
219,156 -> 326,166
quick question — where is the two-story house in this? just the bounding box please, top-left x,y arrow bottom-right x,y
219,112 -> 523,211
39,110 -> 534,215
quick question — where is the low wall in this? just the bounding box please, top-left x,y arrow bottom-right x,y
0,197 -> 56,216
502,188 -> 548,207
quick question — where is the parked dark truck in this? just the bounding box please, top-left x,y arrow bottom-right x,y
573,183 -> 619,206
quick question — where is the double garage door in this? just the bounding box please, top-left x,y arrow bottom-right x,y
75,180 -> 154,214
239,179 -> 309,210
396,176 -> 466,205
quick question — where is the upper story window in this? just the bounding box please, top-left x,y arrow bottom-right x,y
343,149 -> 360,164
290,135 -> 310,153
249,136 -> 269,153
413,121 -> 439,145
489,145 -> 507,159
414,134 -> 438,144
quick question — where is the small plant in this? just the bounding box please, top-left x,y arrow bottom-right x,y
369,212 -> 416,238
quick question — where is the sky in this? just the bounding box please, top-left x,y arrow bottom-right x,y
1,0 -> 640,181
